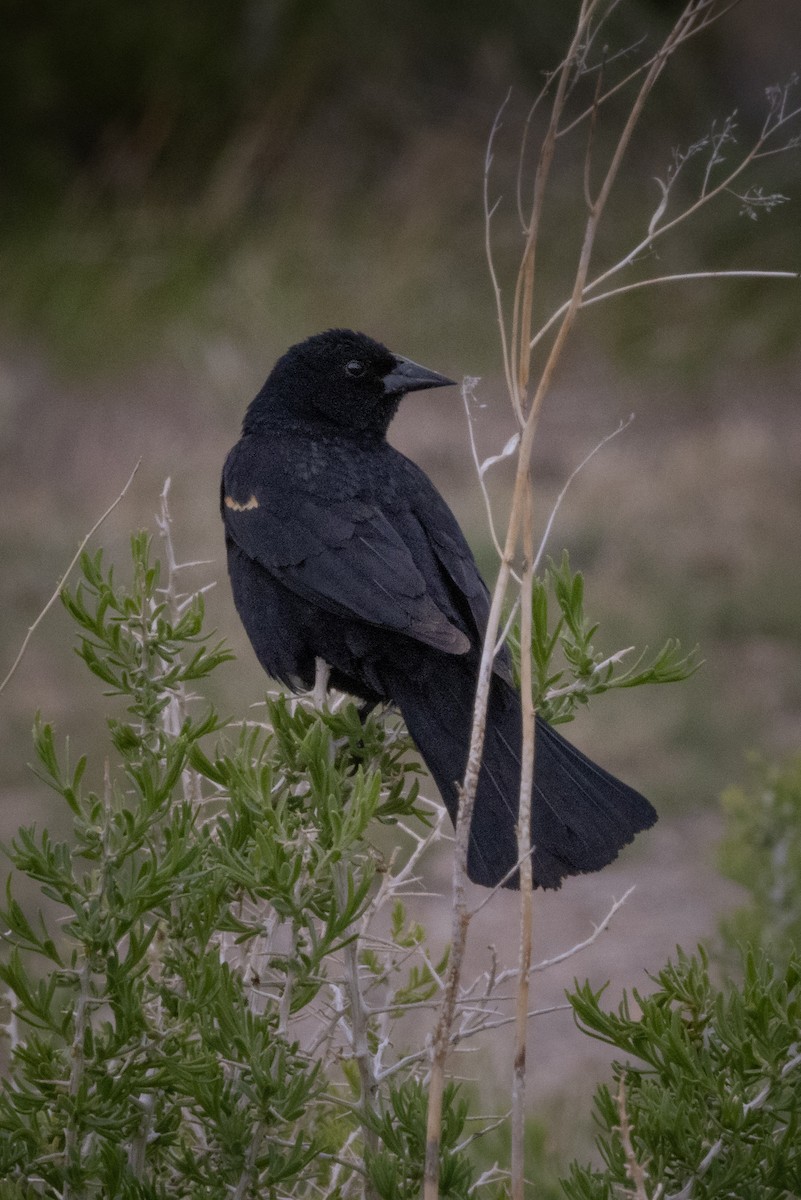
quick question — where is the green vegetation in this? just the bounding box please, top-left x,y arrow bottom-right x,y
565,949 -> 801,1199
1,517 -> 799,1196
0,532 -> 445,1195
511,551 -> 699,723
719,755 -> 801,967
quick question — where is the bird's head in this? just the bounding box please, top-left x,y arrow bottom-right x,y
243,329 -> 455,437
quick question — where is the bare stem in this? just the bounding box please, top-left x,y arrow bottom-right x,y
485,92 -> 519,420
335,864 -> 381,1200
0,459 -> 141,695
62,959 -> 92,1198
156,478 -> 205,807
512,0 -> 598,403
424,887 -> 471,1199
512,486 -> 536,1200
533,414 -> 634,575
582,269 -> 800,309
460,377 -> 507,562
616,1075 -> 651,1200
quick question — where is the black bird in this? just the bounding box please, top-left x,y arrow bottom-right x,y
222,330 -> 656,889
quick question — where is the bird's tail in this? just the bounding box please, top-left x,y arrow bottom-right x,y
394,666 -> 656,890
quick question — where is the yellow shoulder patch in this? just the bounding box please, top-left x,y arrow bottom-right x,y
225,494 -> 260,512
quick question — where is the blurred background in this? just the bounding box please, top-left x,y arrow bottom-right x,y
1,0 -> 799,1159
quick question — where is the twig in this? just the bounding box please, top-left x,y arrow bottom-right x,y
377,1004 -> 568,1084
512,485 -> 536,1200
334,864 -> 381,1200
460,376 -> 510,563
472,888 -> 634,986
465,1003 -> 572,1034
580,268 -> 800,309
511,0 -> 594,405
557,0 -> 743,140
532,414 -> 634,575
616,1074 -> 650,1200
156,478 -> 205,807
582,46 -> 605,210
0,459 -> 141,695
423,808 -> 472,1200
494,596 -> 521,660
532,87 -> 801,353
543,647 -> 634,701
62,959 -> 92,1199
531,888 -> 634,974
485,90 -> 519,420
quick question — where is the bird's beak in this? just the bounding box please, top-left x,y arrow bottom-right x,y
382,355 -> 456,397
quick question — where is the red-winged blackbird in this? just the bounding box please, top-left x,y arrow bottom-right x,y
222,329 -> 656,888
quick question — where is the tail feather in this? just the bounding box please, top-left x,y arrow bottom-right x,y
395,668 -> 656,890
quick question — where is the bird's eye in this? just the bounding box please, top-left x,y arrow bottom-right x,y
345,360 -> 365,377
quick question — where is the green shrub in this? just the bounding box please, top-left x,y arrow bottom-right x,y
719,756 -> 801,966
0,531 -> 475,1198
564,948 -> 801,1199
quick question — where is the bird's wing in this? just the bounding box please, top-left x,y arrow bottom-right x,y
395,457 -> 514,668
222,457 -> 470,656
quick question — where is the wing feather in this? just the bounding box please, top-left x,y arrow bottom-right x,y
223,444 -> 470,655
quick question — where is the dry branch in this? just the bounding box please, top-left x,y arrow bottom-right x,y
0,459 -> 142,695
